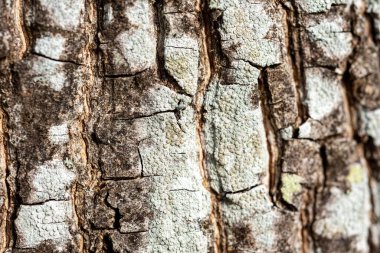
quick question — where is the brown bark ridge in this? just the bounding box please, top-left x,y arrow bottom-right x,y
0,0 -> 379,252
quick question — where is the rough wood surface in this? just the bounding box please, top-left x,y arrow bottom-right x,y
0,0 -> 379,252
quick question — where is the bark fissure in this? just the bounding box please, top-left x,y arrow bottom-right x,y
0,108 -> 10,251
195,1 -> 227,252
288,0 -> 308,125
258,68 -> 280,208
31,52 -> 83,65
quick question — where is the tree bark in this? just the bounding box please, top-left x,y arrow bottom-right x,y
0,0 -> 380,252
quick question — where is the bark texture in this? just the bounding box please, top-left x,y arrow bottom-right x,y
0,0 -> 380,252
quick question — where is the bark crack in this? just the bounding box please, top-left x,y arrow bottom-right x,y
287,0 -> 308,126
195,1 -> 226,252
0,108 -> 10,251
258,68 -> 281,208
31,52 -> 83,65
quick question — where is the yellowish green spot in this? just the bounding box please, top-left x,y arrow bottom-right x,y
281,173 -> 303,204
347,163 -> 364,184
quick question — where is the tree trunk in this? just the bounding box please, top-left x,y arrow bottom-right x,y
0,0 -> 379,252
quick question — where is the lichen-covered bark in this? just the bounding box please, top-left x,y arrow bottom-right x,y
0,0 -> 379,252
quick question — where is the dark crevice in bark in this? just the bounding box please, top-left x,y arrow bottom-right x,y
16,0 -> 28,61
73,0 -> 101,251
303,64 -> 340,71
195,1 -> 226,252
288,0 -> 308,125
6,68 -> 22,251
102,176 -> 141,181
364,137 -> 380,253
1,2 -> 31,245
137,146 -> 144,178
31,52 -> 83,65
236,58 -> 265,70
365,13 -> 379,45
223,184 -> 261,195
169,189 -> 197,192
204,4 -> 228,72
296,133 -> 347,142
104,193 -> 121,231
319,145 -> 328,192
104,69 -> 148,78
343,6 -> 379,250
309,186 -> 319,253
96,0 -> 106,77
364,143 -> 379,253
258,68 -> 281,209
300,190 -> 313,253
112,108 -> 184,121
0,108 -> 15,251
153,0 -> 193,97
103,234 -> 116,253
8,151 -> 22,251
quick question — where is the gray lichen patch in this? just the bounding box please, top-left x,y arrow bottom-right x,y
359,108 -> 380,146
95,98 -> 211,251
219,60 -> 260,86
300,67 -> 347,139
304,68 -> 342,121
313,163 -> 371,253
164,36 -> 200,95
15,201 -> 76,250
210,0 -> 284,67
25,0 -> 87,62
222,185 -> 301,252
204,78 -> 268,193
135,109 -> 211,252
16,56 -> 85,93
34,33 -> 67,60
25,159 -> 76,204
48,123 -> 69,145
303,9 -> 353,66
100,0 -> 157,75
370,180 -> 380,249
295,0 -> 351,13
37,0 -> 85,30
109,75 -> 191,118
30,57 -> 71,91
310,138 -> 372,252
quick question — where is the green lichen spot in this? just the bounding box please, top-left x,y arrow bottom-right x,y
165,120 -> 184,146
347,163 -> 364,184
248,48 -> 261,62
281,173 -> 303,204
166,55 -> 190,80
